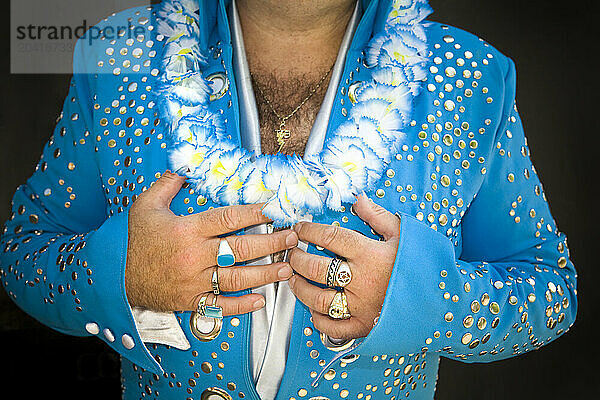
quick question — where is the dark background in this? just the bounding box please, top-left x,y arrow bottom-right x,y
1,0 -> 598,398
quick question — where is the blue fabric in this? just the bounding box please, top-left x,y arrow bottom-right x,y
0,1 -> 577,399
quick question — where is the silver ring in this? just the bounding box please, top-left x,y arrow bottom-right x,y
211,267 -> 220,295
335,261 -> 352,287
326,258 -> 352,288
216,239 -> 235,267
326,258 -> 343,288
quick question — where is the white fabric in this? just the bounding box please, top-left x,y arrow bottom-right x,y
131,2 -> 361,398
131,308 -> 191,350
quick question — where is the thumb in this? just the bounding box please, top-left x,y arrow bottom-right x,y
352,192 -> 400,241
141,170 -> 187,209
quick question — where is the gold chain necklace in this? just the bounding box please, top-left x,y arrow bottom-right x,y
251,64 -> 334,153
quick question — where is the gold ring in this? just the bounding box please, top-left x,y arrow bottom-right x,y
190,294 -> 223,342
328,290 -> 351,319
196,294 -> 223,319
196,295 -> 209,316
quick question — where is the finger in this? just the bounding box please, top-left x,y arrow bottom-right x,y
310,311 -> 369,340
288,274 -> 339,315
187,292 -> 265,315
190,203 -> 271,236
293,221 -> 368,259
140,171 -> 186,209
352,192 -> 400,241
288,247 -> 332,285
208,229 -> 298,264
215,293 -> 266,316
218,262 -> 293,292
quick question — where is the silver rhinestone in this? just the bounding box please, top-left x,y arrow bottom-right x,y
85,322 -> 100,335
103,328 -> 115,342
122,334 -> 135,349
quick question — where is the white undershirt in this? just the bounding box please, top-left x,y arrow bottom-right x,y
132,3 -> 361,399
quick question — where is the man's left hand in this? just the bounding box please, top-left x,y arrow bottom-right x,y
288,193 -> 401,340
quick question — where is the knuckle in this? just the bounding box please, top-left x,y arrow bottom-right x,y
250,204 -> 263,220
322,226 -> 341,248
228,268 -> 246,291
171,218 -> 191,238
262,268 -> 273,285
232,300 -> 245,315
270,233 -> 285,252
269,233 -> 280,250
173,247 -> 196,269
308,257 -> 323,280
317,291 -> 332,313
374,207 -> 388,218
221,207 -> 239,232
371,201 -> 386,214
233,237 -> 251,260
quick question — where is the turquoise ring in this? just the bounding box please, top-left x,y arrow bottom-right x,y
216,239 -> 235,267
197,295 -> 223,320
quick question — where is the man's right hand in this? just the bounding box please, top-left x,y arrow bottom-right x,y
124,171 -> 297,315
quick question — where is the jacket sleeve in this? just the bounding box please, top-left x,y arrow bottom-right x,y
357,58 -> 577,362
0,41 -> 162,374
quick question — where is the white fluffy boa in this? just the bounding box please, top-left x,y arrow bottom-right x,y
156,0 -> 432,226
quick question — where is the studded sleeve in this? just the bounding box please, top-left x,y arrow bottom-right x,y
0,42 -> 162,374
357,57 -> 577,362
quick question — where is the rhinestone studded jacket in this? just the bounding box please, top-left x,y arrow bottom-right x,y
0,1 -> 578,399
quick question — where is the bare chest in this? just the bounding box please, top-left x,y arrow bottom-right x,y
252,74 -> 330,157
258,110 -> 318,156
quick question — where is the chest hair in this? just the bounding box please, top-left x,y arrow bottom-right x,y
252,72 -> 331,157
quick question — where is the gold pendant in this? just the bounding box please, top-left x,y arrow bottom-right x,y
275,121 -> 291,153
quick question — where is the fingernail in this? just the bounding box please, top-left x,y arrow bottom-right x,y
286,232 -> 298,247
293,222 -> 303,232
254,298 -> 265,309
278,265 -> 293,279
288,275 -> 296,288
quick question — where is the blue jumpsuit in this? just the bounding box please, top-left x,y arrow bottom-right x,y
0,1 -> 577,399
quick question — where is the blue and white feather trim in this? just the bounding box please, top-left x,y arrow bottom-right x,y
156,0 -> 432,226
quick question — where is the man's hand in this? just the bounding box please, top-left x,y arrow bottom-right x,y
125,171 -> 297,315
288,193 -> 400,340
